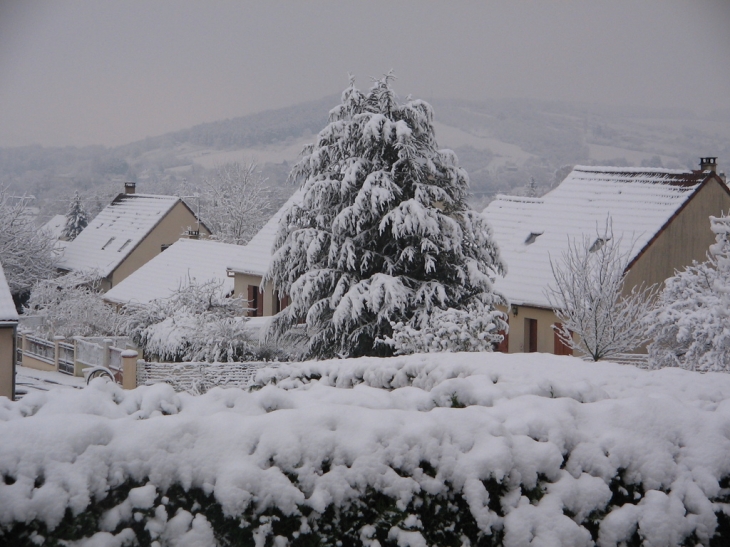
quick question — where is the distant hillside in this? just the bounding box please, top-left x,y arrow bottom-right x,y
1,94 -> 729,219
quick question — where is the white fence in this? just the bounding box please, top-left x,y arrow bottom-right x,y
19,331 -> 133,379
137,361 -> 277,393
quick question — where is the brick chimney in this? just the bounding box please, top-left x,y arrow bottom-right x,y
700,157 -> 717,173
124,182 -> 136,195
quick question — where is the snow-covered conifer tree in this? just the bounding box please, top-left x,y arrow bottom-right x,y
265,75 -> 507,359
62,191 -> 89,240
647,215 -> 730,371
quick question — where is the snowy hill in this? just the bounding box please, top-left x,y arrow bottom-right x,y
2,352 -> 730,545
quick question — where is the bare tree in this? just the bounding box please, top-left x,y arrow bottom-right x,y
545,221 -> 656,361
0,189 -> 57,303
196,162 -> 273,245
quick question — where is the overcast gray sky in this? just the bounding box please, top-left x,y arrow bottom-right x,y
1,0 -> 729,148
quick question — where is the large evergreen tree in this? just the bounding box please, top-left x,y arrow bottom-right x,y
265,76 -> 507,359
62,191 -> 89,240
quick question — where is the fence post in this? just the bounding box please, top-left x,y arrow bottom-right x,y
102,338 -> 112,369
121,350 -> 138,390
20,329 -> 28,368
53,336 -> 65,372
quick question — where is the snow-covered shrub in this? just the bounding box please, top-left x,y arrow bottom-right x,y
24,270 -> 126,338
386,301 -> 505,354
266,75 -> 507,359
62,191 -> 89,241
546,220 -> 656,361
127,280 -> 276,362
647,215 -> 730,371
3,354 -> 730,546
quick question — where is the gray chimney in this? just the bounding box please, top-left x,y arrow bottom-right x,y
700,157 -> 718,173
124,182 -> 136,195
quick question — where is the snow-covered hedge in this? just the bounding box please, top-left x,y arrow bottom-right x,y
2,353 -> 730,546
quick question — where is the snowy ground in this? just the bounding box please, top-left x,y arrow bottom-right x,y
14,365 -> 85,400
2,352 -> 730,546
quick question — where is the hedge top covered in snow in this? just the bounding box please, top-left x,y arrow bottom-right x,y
483,166 -> 715,308
2,353 -> 730,546
57,193 -> 181,277
104,238 -> 246,305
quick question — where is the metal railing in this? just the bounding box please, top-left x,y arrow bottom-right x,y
25,335 -> 55,364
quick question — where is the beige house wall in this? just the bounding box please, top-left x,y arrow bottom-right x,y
0,326 -> 15,399
109,202 -> 211,289
232,273 -> 278,316
624,179 -> 730,292
504,305 -> 561,354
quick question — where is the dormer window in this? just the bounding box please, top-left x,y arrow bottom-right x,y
525,232 -> 543,245
101,237 -> 116,250
590,237 -> 610,252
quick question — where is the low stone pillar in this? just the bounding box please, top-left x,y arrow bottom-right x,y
53,335 -> 65,371
102,338 -> 112,369
121,350 -> 138,390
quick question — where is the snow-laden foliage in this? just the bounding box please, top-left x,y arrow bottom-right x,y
0,190 -> 56,301
386,300 -> 505,354
647,215 -> 730,372
546,221 -> 656,361
195,162 -> 274,245
266,76 -> 507,359
62,191 -> 89,241
126,279 -> 272,363
3,353 -> 730,546
24,270 -> 127,339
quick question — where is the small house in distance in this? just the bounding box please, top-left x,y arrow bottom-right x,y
482,157 -> 730,355
0,262 -> 19,399
103,238 -> 243,307
227,191 -> 301,317
57,183 -> 210,291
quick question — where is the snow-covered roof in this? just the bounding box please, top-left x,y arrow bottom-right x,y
40,214 -> 66,240
227,190 -> 303,277
0,262 -> 18,323
57,193 -> 181,278
482,166 -> 714,308
104,238 -> 246,305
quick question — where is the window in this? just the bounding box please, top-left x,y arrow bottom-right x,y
247,285 -> 263,317
553,323 -> 573,356
589,237 -> 610,253
524,318 -> 538,353
525,232 -> 543,245
274,291 -> 290,314
101,237 -> 116,250
495,315 -> 509,353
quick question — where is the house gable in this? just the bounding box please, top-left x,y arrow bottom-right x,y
624,175 -> 730,290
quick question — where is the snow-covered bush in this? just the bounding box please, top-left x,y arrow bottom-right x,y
62,191 -> 89,241
0,190 -> 56,303
127,280 -> 279,362
24,270 -> 126,339
546,221 -> 656,361
3,354 -> 730,546
266,75 -> 507,359
647,215 -> 730,371
386,300 -> 505,354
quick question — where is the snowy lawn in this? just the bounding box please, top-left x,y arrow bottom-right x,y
2,352 -> 730,546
